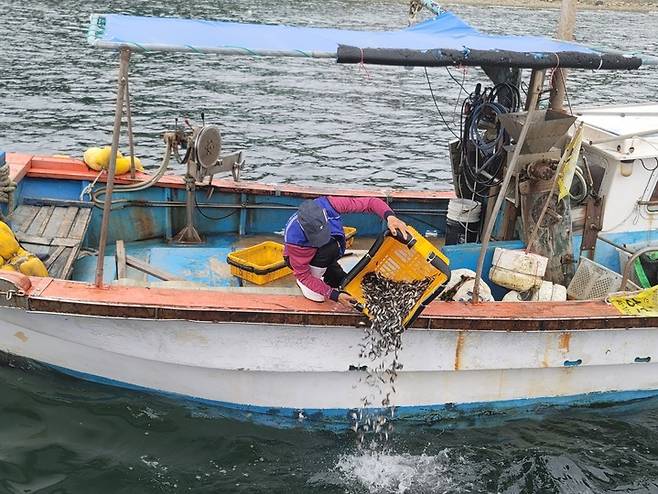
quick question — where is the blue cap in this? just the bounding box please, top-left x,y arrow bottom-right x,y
297,199 -> 331,248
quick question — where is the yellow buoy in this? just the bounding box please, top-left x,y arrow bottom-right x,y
115,156 -> 144,175
9,255 -> 49,277
0,221 -> 19,260
83,146 -> 124,171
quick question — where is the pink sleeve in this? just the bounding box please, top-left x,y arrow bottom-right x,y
286,244 -> 334,299
327,196 -> 393,219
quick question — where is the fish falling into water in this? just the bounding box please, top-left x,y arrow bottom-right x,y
353,272 -> 434,444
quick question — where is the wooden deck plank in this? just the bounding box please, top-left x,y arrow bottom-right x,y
125,255 -> 181,281
26,206 -> 53,236
45,245 -> 66,270
12,205 -> 40,233
50,238 -> 80,248
11,203 -> 92,280
48,248 -> 73,279
60,249 -> 80,281
55,207 -> 79,238
14,233 -> 51,246
68,208 -> 92,240
20,242 -> 50,257
41,207 -> 69,238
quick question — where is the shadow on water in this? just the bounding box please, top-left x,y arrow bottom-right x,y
1,358 -> 657,493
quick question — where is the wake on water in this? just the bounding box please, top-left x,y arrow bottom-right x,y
334,449 -> 455,494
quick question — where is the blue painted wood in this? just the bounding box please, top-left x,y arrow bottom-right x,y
149,246 -> 240,286
20,177 -> 85,202
593,230 -> 658,272
239,193 -> 247,236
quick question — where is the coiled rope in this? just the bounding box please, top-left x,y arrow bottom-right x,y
0,162 -> 16,217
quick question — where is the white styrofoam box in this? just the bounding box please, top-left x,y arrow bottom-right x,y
502,290 -> 524,302
531,281 -> 567,301
489,248 -> 548,292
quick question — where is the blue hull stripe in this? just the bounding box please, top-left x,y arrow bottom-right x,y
48,364 -> 658,429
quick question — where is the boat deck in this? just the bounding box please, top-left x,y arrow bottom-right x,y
12,202 -> 92,280
70,233 -> 382,293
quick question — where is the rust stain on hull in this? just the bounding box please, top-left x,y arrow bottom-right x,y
558,332 -> 571,353
14,331 -> 28,343
454,332 -> 465,370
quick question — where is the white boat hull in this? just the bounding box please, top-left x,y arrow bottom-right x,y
1,306 -> 657,425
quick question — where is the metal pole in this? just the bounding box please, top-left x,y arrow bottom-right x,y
589,127 -> 658,145
549,0 -> 577,112
620,245 -> 658,290
95,48 -> 131,287
472,107 -> 538,303
125,77 -> 136,179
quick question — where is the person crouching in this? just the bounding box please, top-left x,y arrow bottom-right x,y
283,196 -> 409,308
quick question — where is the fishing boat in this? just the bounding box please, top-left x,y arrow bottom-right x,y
1,1 -> 657,427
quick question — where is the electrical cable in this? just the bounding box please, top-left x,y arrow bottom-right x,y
457,85 -> 513,199
193,192 -> 240,221
424,67 -> 460,139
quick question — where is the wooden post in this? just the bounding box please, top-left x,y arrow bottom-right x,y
116,240 -> 127,279
549,0 -> 577,112
95,48 -> 131,287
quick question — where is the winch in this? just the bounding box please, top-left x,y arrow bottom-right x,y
166,117 -> 245,244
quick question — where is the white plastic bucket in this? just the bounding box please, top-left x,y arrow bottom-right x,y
447,198 -> 481,223
445,198 -> 482,245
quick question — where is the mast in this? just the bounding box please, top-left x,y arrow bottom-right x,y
549,0 -> 577,111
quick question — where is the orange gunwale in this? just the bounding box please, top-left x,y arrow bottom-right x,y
16,276 -> 655,331
7,153 -> 456,201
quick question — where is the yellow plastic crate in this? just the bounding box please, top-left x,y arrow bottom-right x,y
341,226 -> 450,327
344,226 -> 357,248
227,241 -> 292,285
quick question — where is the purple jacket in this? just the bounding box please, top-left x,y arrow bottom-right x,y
284,196 -> 394,301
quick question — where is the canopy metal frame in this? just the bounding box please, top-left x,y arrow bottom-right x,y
95,47 -> 138,287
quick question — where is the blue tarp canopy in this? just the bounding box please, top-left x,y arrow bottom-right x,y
87,12 -> 646,70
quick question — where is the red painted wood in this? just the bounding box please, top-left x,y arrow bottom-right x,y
8,153 -> 455,200
32,277 -> 628,321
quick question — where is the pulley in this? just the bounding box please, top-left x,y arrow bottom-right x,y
193,125 -> 222,171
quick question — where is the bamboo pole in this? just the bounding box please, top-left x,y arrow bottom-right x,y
95,48 -> 131,287
549,0 -> 577,112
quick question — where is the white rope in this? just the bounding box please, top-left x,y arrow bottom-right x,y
80,170 -> 105,201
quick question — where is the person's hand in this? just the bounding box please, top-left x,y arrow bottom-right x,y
337,292 -> 358,309
387,215 -> 410,239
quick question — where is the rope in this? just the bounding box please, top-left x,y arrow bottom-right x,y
80,170 -> 105,202
92,142 -> 173,208
0,163 -> 16,217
